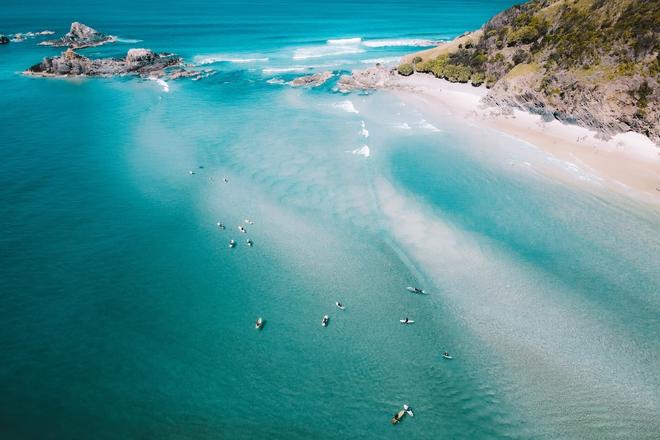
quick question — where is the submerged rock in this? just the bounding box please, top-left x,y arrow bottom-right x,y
290,71 -> 333,87
24,48 -> 185,78
39,22 -> 116,49
0,35 -> 9,45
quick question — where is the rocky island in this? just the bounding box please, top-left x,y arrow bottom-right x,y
25,48 -> 188,79
290,71 -> 333,87
39,22 -> 116,49
388,0 -> 659,142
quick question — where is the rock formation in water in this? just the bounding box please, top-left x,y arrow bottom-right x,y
398,0 -> 659,142
0,35 -> 9,44
337,65 -> 398,93
24,48 -> 187,78
290,71 -> 333,87
40,22 -> 116,49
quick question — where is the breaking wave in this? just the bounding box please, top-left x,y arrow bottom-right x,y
262,66 -> 309,74
351,145 -> 371,157
293,45 -> 364,60
362,39 -> 439,48
333,100 -> 359,114
116,38 -> 143,43
194,55 -> 269,65
148,77 -> 169,93
327,37 -> 362,45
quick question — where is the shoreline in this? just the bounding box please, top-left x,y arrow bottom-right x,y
386,73 -> 660,205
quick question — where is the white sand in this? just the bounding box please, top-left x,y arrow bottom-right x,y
390,73 -> 660,204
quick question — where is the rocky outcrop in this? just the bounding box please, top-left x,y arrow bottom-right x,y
486,69 -> 658,140
24,48 -> 185,78
1,31 -> 54,44
337,65 -> 398,93
290,71 -> 333,87
39,22 -> 116,49
402,0 -> 659,142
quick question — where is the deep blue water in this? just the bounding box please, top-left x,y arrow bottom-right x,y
2,1 -> 660,439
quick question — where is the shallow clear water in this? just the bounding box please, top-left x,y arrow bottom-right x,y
2,1 -> 660,439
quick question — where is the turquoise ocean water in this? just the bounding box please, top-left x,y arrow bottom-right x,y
1,1 -> 660,438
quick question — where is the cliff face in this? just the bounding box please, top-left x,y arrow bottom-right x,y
404,0 -> 659,142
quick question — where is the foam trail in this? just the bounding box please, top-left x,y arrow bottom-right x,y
360,120 -> 370,137
333,100 -> 359,114
149,77 -> 169,93
418,119 -> 442,132
394,122 -> 411,130
351,145 -> 370,157
116,38 -> 143,43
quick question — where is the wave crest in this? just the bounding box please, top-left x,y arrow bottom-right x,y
194,55 -> 269,65
293,45 -> 364,60
333,100 -> 359,114
351,145 -> 370,157
327,37 -> 362,45
362,39 -> 439,48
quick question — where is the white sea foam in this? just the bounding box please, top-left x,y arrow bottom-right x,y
266,78 -> 287,85
360,57 -> 401,65
149,77 -> 169,93
116,38 -> 143,43
10,30 -> 54,40
418,119 -> 442,132
360,120 -> 369,137
393,122 -> 411,130
194,55 -> 269,65
351,145 -> 370,157
333,100 -> 359,114
327,37 -> 362,45
262,66 -> 308,74
362,39 -> 439,48
293,45 -> 364,60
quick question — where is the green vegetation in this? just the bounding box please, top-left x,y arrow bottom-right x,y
397,0 -> 658,140
397,63 -> 414,76
401,0 -> 659,87
632,81 -> 652,115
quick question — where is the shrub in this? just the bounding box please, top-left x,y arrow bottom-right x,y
397,63 -> 414,76
633,81 -> 652,110
412,56 -> 422,65
512,49 -> 531,65
485,73 -> 499,88
508,25 -> 539,46
470,71 -> 486,86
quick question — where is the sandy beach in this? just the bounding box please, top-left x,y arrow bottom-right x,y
388,73 -> 660,204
